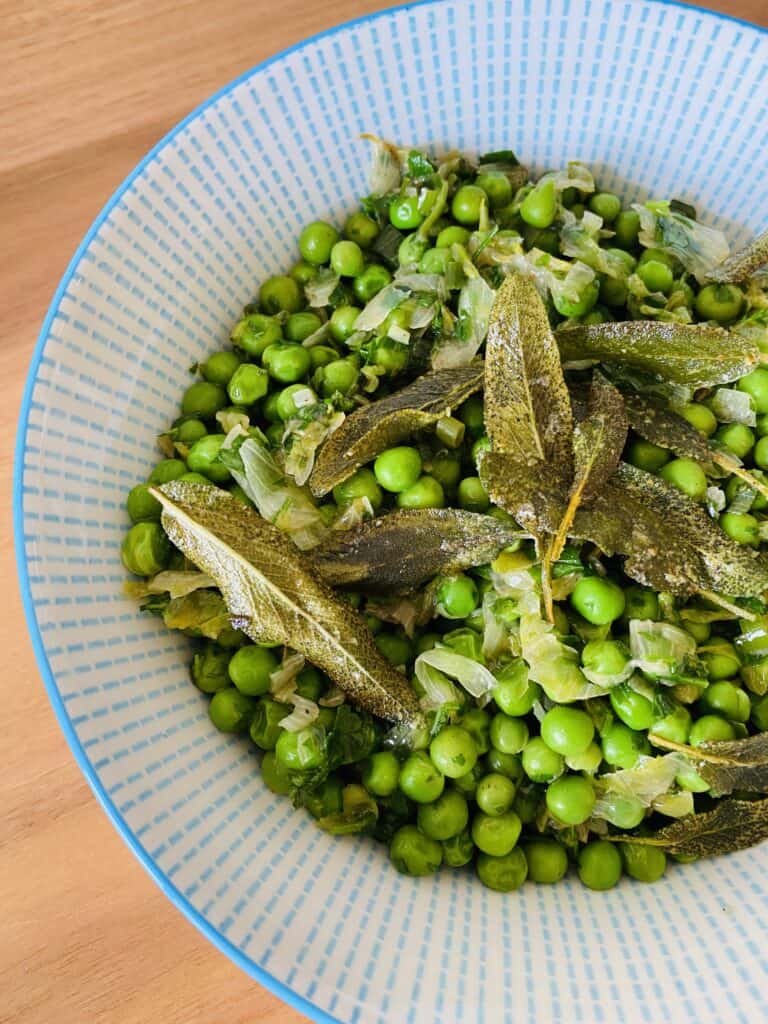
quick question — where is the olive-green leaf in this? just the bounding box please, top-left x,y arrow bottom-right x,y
648,732 -> 768,797
704,228 -> 768,283
309,364 -> 483,496
484,274 -> 573,478
613,462 -> 768,597
478,451 -> 566,535
550,372 -> 627,559
621,392 -> 716,470
613,797 -> 768,858
151,481 -> 423,726
310,508 -> 526,593
556,321 -> 759,387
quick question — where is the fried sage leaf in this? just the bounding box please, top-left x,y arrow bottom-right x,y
623,391 -> 768,502
648,732 -> 768,796
151,482 -> 422,726
484,274 -> 573,478
550,372 -> 627,560
613,462 -> 768,597
612,797 -> 768,858
478,452 -> 565,535
310,508 -> 526,593
309,364 -> 483,496
556,321 -> 759,387
705,228 -> 768,283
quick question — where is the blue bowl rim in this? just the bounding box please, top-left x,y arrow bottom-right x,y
13,1 -> 766,1022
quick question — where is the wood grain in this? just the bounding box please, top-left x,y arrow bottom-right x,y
1,2 -> 765,1022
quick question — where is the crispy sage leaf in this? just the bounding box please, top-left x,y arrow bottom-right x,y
705,228 -> 768,283
310,508 -> 526,593
613,462 -> 768,597
308,364 -> 483,496
556,321 -> 759,387
478,452 -> 565,535
648,732 -> 768,796
484,274 -> 573,478
550,372 -> 627,559
613,797 -> 768,858
151,482 -> 422,726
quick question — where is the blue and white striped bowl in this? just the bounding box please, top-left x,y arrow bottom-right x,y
15,1 -> 768,1021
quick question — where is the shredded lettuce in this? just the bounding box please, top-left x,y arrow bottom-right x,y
628,619 -> 697,678
282,404 -> 345,487
510,249 -> 598,313
559,211 -> 630,280
540,161 -> 596,195
162,589 -> 231,639
592,752 -> 686,824
709,387 -> 756,426
280,693 -> 321,732
304,267 -> 341,307
634,201 -> 730,283
125,569 -> 214,600
355,284 -> 410,332
415,647 -> 497,699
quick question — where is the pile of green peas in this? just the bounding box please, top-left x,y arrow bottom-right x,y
121,149 -> 768,892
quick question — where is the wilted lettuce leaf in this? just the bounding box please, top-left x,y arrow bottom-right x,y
152,482 -> 422,726
484,274 -> 573,478
556,321 -> 758,387
310,508 -> 526,593
634,201 -> 730,282
613,797 -> 768,858
309,364 -> 483,496
705,228 -> 768,283
162,589 -> 232,639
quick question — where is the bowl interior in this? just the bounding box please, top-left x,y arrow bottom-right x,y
17,1 -> 768,1022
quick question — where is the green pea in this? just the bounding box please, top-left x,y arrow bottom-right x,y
599,275 -> 629,308
187,435 -> 230,484
373,337 -> 409,375
191,645 -> 231,693
610,682 -> 656,731
540,706 -> 595,757
399,751 -> 445,803
302,775 -> 344,819
275,384 -> 317,422
181,380 -> 228,419
353,265 -> 392,305
588,192 -> 622,223
545,775 -> 595,826
756,413 -> 768,437
513,785 -> 543,825
622,586 -> 660,621
485,750 -> 524,782
451,184 -> 487,226
476,848 -> 527,891
689,714 -> 737,746
599,792 -> 645,828
581,639 -> 630,677
578,840 -> 623,890
299,220 -> 340,265
231,314 -> 283,358
333,467 -> 383,510
650,703 -> 691,745
472,810 -> 522,857
612,209 -> 640,249
430,726 -> 479,779
398,233 -> 429,267
309,345 -> 339,370
436,225 -> 471,248
459,708 -> 491,755
694,283 -> 744,324
344,211 -> 378,249
476,773 -> 517,817
390,825 -> 442,876
714,422 -> 755,461
249,697 -> 289,750
173,417 -> 208,445
565,742 -> 603,773
375,631 -> 412,668
330,240 -> 365,278
285,311 -> 323,343
261,751 -> 292,795
570,576 -> 625,625
524,839 -> 569,883
374,446 -> 422,493
442,829 -> 475,868
263,342 -> 311,384
126,483 -> 161,523
699,680 -> 751,722
321,359 -> 359,397
476,171 -> 513,209
553,279 -> 600,318
676,763 -> 710,792
520,180 -> 557,229
521,737 -> 564,784
121,521 -> 171,576
227,364 -> 269,406
201,350 -> 242,387
680,402 -> 718,437
396,475 -> 445,510
523,225 -> 560,255
290,260 -> 318,285
209,687 -> 256,733
260,275 -> 303,314
418,247 -> 450,275
456,476 -> 490,512
424,452 -> 461,492
638,259 -> 674,293
493,660 -> 541,717
490,713 -> 529,755
389,196 -> 423,230
627,438 -> 670,473
720,511 -> 760,547
227,645 -> 278,697
753,436 -> 768,472
435,574 -> 478,620
751,692 -> 768,731
325,305 -> 358,343
264,423 -> 284,446
275,723 -> 326,773
638,247 -> 677,269
621,843 -> 666,882
658,457 -> 708,501
417,789 -> 470,840
362,751 -> 400,797
601,722 -> 650,769
701,640 -> 741,680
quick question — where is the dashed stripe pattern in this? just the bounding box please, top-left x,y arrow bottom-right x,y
16,1 -> 768,1022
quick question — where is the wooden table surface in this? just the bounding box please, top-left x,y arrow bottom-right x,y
1,1 -> 765,1022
